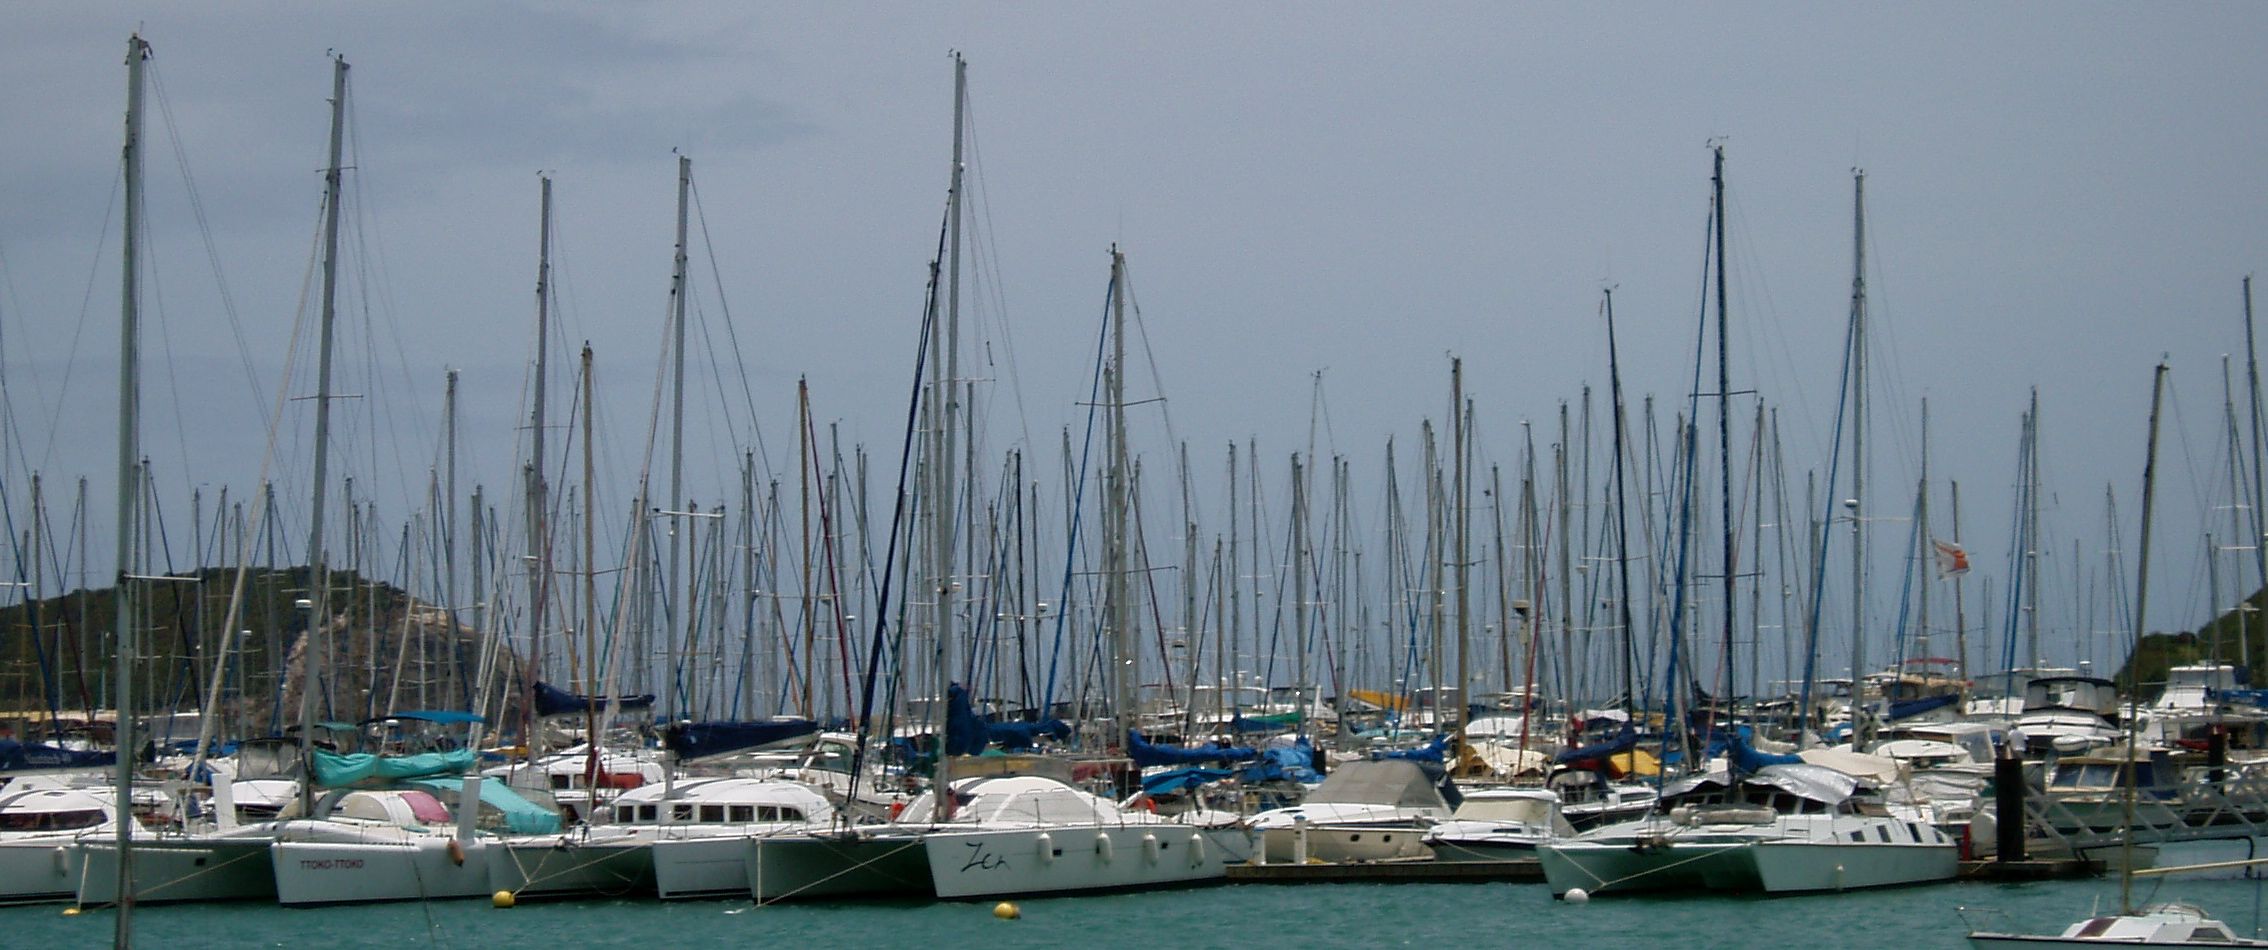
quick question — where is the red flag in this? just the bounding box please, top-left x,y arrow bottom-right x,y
1932,539 -> 1970,578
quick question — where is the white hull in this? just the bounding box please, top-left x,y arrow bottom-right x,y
1258,823 -> 1431,864
923,824 -> 1227,899
494,836 -> 654,899
1539,814 -> 1957,896
271,837 -> 492,906
78,837 -> 277,904
0,836 -> 91,903
747,830 -> 933,902
652,836 -> 754,900
1749,838 -> 1958,892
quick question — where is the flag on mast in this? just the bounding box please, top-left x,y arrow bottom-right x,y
1932,539 -> 1971,578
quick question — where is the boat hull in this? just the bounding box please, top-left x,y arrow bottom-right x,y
924,825 -> 1228,899
493,836 -> 654,899
0,837 -> 90,904
77,838 -> 276,904
747,831 -> 933,902
271,838 -> 492,906
1259,823 -> 1430,864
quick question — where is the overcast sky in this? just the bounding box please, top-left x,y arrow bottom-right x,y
6,3 -> 2267,680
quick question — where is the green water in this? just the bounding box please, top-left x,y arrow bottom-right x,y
9,875 -> 2268,950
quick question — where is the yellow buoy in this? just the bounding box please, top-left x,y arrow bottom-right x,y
61,906 -> 81,917
493,890 -> 517,909
993,901 -> 1021,920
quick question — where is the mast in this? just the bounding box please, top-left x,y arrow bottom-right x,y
444,368 -> 459,708
2026,388 -> 2042,671
1451,358 -> 1469,734
2244,277 -> 2266,651
2123,360 -> 2170,913
1848,169 -> 1871,750
1712,144 -> 1738,748
1917,399 -> 1932,664
297,50 -> 349,819
1107,248 -> 1136,742
1604,288 -> 1639,707
112,34 -> 151,940
667,154 -> 691,711
526,174 -> 553,753
930,53 -> 967,805
1951,480 -> 1969,684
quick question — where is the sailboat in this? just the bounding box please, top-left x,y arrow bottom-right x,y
1968,366 -> 2268,947
1539,154 -> 1958,899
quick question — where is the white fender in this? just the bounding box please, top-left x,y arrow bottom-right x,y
1035,831 -> 1055,865
1141,832 -> 1161,865
1094,831 -> 1114,864
1187,832 -> 1208,868
53,845 -> 69,875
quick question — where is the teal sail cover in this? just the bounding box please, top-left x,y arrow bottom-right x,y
310,748 -> 478,787
407,777 -> 562,835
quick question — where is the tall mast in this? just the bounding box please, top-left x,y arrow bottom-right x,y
1451,358 -> 1469,733
1107,248 -> 1136,740
525,174 -> 553,753
112,34 -> 151,941
298,51 -> 350,818
1848,168 -> 1870,750
1711,145 -> 1738,740
2026,388 -> 2042,670
2123,360 -> 2170,914
444,368 -> 459,708
667,155 -> 691,707
1604,289 -> 1639,707
2244,277 -> 2266,643
1917,399 -> 1932,665
930,53 -> 967,804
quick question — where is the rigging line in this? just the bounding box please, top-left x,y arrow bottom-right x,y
340,79 -> 430,521
147,59 -> 269,423
40,161 -> 122,473
688,178 -> 774,476
1038,271 -> 1116,717
141,207 -> 207,507
1116,258 -> 1181,453
959,96 -> 1039,458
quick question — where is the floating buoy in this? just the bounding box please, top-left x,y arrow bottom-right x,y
493,890 -> 517,909
1563,888 -> 1590,904
993,901 -> 1021,920
61,906 -> 81,917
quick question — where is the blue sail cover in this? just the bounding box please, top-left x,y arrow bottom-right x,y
407,777 -> 562,835
1885,693 -> 1960,721
662,718 -> 821,760
1127,730 -> 1260,768
310,748 -> 478,787
1706,726 -> 1802,774
943,683 -> 1070,755
531,681 -> 657,719
0,739 -> 114,772
1555,722 -> 1639,765
1142,766 -> 1236,795
1238,737 -> 1319,785
1377,735 -> 1451,763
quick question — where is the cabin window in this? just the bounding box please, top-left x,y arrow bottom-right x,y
700,805 -> 725,823
0,809 -> 105,831
672,804 -> 693,822
1874,825 -> 1891,843
550,774 -> 573,790
729,805 -> 754,823
639,805 -> 658,823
